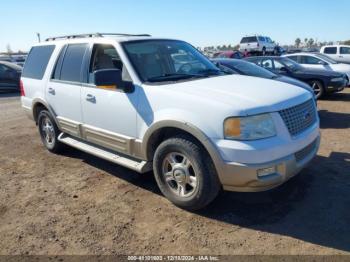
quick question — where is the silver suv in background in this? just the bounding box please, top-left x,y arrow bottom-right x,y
239,35 -> 277,55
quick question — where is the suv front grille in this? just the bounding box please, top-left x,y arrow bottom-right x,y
295,139 -> 317,162
279,99 -> 317,137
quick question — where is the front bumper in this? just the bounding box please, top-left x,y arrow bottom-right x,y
218,135 -> 320,192
326,78 -> 347,93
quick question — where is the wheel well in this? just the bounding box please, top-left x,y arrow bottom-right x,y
146,127 -> 209,161
33,103 -> 48,123
307,79 -> 325,88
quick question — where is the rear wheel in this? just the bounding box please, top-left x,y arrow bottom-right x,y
38,110 -> 64,153
153,136 -> 221,210
308,80 -> 325,99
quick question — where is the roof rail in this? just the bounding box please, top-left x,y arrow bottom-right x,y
45,33 -> 151,42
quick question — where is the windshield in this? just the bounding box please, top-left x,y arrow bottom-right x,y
122,40 -> 221,83
280,57 -> 303,71
315,53 -> 338,64
223,60 -> 277,79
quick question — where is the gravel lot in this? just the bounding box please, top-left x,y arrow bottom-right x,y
0,90 -> 349,255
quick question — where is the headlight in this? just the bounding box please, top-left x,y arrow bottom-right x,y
331,77 -> 344,82
224,114 -> 276,140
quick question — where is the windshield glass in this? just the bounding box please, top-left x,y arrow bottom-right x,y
224,60 -> 277,78
315,53 -> 338,64
122,40 -> 221,83
280,57 -> 303,71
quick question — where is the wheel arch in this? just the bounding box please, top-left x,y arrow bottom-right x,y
141,120 -> 224,174
32,98 -> 60,127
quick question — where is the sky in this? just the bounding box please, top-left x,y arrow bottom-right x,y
1,0 -> 349,52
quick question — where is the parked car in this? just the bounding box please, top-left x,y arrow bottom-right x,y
239,35 -> 277,55
0,55 -> 26,67
301,47 -> 320,53
211,58 -> 314,96
213,50 -> 243,59
320,45 -> 350,64
283,53 -> 350,84
0,61 -> 22,92
21,33 -> 319,210
245,56 -> 347,98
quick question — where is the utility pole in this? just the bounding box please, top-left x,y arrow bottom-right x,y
36,33 -> 41,43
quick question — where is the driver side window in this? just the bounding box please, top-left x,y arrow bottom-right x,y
89,44 -> 131,84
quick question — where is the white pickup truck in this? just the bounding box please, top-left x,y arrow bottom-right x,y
20,33 -> 320,210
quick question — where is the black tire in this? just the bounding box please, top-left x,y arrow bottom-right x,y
308,80 -> 325,99
37,110 -> 64,153
153,136 -> 221,210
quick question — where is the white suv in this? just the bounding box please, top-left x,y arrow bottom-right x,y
239,35 -> 277,55
21,33 -> 320,210
320,45 -> 350,64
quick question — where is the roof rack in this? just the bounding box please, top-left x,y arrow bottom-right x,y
45,33 -> 151,42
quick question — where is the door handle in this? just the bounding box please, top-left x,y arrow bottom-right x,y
86,94 -> 96,103
48,87 -> 55,95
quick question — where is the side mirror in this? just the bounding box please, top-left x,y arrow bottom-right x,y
279,67 -> 288,72
94,69 -> 134,93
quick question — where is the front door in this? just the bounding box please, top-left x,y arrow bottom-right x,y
80,43 -> 138,153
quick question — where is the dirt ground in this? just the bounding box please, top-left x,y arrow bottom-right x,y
0,90 -> 349,256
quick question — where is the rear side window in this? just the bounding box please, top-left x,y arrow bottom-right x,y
240,36 -> 258,43
59,44 -> 88,82
258,37 -> 265,42
324,47 -> 337,54
287,56 -> 298,62
22,45 -> 55,79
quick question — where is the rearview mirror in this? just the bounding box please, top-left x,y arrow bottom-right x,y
94,69 -> 134,93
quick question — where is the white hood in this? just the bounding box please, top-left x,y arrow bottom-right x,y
155,74 -> 312,116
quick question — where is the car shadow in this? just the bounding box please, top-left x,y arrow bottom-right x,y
323,91 -> 350,102
319,110 -> 350,129
60,147 -> 350,252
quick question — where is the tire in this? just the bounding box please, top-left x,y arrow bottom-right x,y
37,110 -> 64,153
153,136 -> 221,210
308,80 -> 325,99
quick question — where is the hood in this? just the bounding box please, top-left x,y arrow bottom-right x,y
148,74 -> 312,116
331,63 -> 350,72
296,67 -> 343,77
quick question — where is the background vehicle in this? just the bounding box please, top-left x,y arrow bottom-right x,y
283,53 -> 350,85
239,35 -> 277,55
211,58 -> 314,95
213,50 -> 243,59
245,56 -> 347,98
0,55 -> 27,67
320,45 -> 350,64
21,33 -> 319,210
0,61 -> 22,92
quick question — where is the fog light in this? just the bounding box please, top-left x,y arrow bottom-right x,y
257,166 -> 276,178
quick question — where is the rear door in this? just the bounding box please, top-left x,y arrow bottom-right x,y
47,43 -> 88,137
322,47 -> 338,60
0,64 -> 18,90
339,46 -> 350,64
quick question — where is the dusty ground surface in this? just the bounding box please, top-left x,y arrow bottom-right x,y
0,90 -> 349,256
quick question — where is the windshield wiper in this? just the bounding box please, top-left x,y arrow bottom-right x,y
146,73 -> 204,82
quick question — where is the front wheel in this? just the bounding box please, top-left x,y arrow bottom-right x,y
308,80 -> 325,99
153,136 -> 221,210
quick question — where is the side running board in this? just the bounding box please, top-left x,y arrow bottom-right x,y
58,133 -> 152,173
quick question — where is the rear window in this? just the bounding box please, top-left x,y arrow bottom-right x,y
240,36 -> 258,43
324,47 -> 337,54
22,45 -> 55,79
